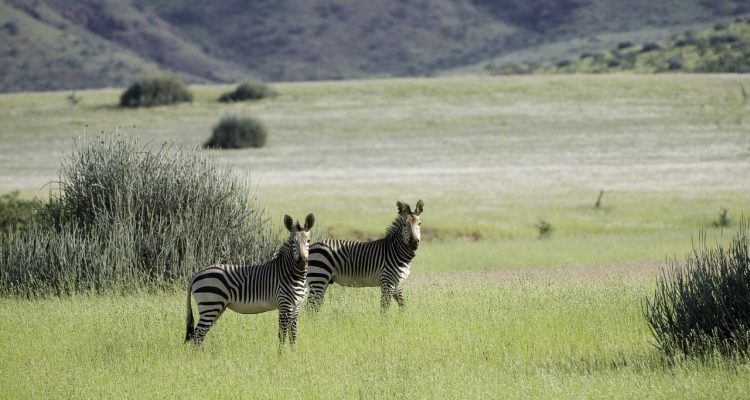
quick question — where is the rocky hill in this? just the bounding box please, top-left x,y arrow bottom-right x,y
1,0 -> 748,92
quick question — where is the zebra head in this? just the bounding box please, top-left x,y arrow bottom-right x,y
396,199 -> 423,250
283,213 -> 315,270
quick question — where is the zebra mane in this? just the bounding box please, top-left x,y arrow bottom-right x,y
385,215 -> 404,239
275,235 -> 295,260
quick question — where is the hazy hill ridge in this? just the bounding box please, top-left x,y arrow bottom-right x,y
1,0 -> 747,92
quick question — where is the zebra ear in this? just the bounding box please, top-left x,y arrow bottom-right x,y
397,201 -> 410,214
283,215 -> 294,231
304,213 -> 315,230
414,199 -> 424,215
295,221 -> 302,231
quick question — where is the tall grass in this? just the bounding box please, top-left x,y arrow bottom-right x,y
0,134 -> 277,296
645,222 -> 750,357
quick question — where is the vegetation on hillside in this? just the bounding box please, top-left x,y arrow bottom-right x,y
487,18 -> 750,74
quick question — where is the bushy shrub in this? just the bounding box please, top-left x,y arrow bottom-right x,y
119,76 -> 193,107
642,43 -> 661,53
668,58 -> 684,70
0,192 -> 41,235
710,34 -> 741,46
0,134 -> 277,296
218,81 -> 273,102
617,41 -> 633,49
535,220 -> 553,239
644,224 -> 750,357
205,116 -> 268,149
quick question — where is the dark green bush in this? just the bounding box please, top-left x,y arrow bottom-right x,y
219,81 -> 273,102
0,192 -> 41,235
205,116 -> 268,149
644,224 -> 750,357
668,58 -> 684,70
119,76 -> 193,107
0,134 -> 277,296
642,42 -> 661,52
617,41 -> 633,49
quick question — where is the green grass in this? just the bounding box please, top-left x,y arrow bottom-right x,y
1,75 -> 749,397
1,75 -> 748,269
2,274 -> 750,398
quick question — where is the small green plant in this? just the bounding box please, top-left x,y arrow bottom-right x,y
713,208 -> 730,227
535,220 -> 553,239
644,223 -> 750,357
119,76 -> 193,107
205,116 -> 268,149
594,190 -> 605,208
218,81 -> 273,102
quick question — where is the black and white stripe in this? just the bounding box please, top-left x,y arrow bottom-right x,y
185,214 -> 314,347
306,200 -> 423,312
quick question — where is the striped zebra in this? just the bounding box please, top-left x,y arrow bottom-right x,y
306,200 -> 423,312
185,213 -> 315,347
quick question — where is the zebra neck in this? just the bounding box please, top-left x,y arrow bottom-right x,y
278,250 -> 306,279
387,235 -> 416,261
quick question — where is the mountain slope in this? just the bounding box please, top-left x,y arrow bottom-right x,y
480,18 -> 750,75
1,0 -> 748,92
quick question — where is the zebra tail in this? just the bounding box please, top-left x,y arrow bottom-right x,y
184,277 -> 195,343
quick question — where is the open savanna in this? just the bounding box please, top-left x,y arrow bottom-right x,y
0,74 -> 748,398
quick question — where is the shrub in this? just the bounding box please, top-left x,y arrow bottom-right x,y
617,41 -> 633,49
644,224 -> 750,357
710,34 -> 741,46
641,43 -> 661,53
219,81 -> 273,102
713,208 -> 730,228
0,192 -> 41,235
0,134 -> 277,296
205,116 -> 268,149
119,76 -> 193,107
668,58 -> 684,70
535,220 -> 553,239
556,60 -> 572,68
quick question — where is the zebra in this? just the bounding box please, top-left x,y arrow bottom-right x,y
184,213 -> 315,347
306,199 -> 423,313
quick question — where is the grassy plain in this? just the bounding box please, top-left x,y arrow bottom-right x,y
2,273 -> 750,399
0,75 -> 749,397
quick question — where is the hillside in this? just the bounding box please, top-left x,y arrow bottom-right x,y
1,0 -> 748,92
482,18 -> 750,74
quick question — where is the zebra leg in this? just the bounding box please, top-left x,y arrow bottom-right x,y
393,286 -> 405,309
288,308 -> 301,350
192,306 -> 226,344
278,308 -> 292,349
305,281 -> 330,312
380,282 -> 395,313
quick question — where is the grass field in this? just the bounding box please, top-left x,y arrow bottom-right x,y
1,74 -> 749,398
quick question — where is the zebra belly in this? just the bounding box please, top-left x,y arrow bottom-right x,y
333,274 -> 380,287
226,300 -> 278,314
